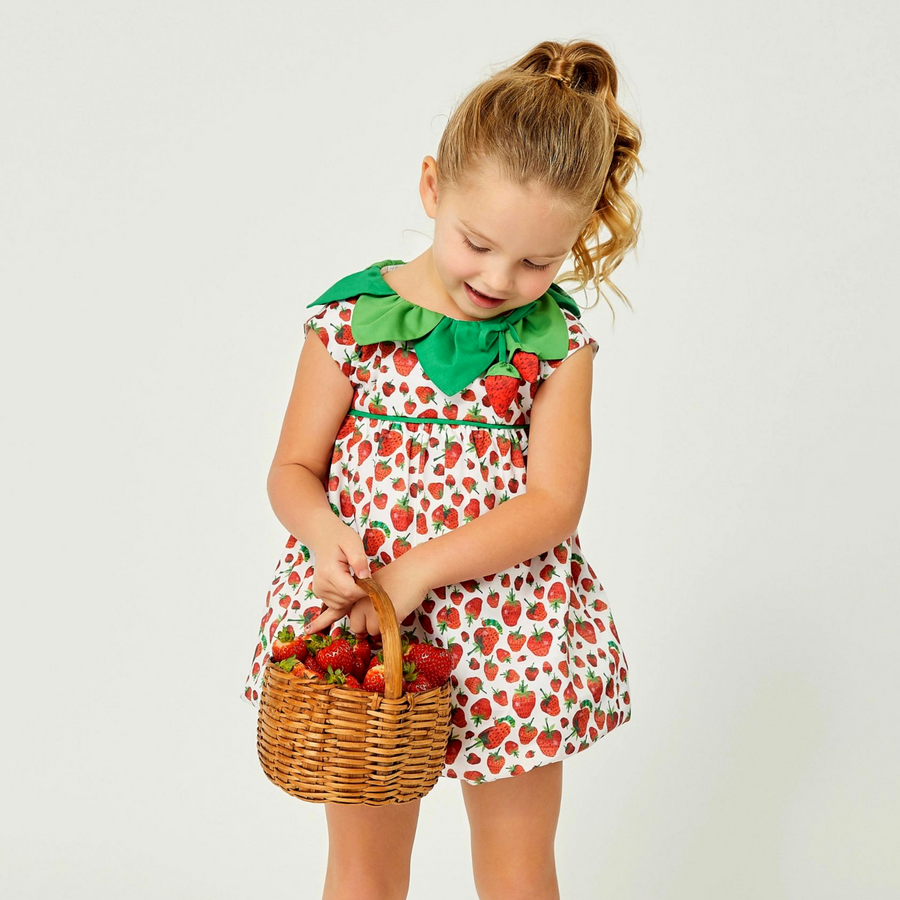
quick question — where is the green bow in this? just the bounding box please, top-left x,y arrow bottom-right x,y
307,259 -> 582,396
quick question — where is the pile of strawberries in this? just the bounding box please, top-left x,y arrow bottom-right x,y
270,624 -> 453,694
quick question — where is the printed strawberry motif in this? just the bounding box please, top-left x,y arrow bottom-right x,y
586,669 -> 605,703
390,495 -> 414,532
539,689 -> 560,716
362,522 -> 389,555
512,682 -> 536,718
443,438 -> 464,467
471,430 -> 492,458
571,700 -> 592,738
575,615 -> 597,644
526,626 -> 553,656
377,425 -> 404,456
462,403 -> 488,424
519,720 -> 539,745
467,716 -> 515,751
501,590 -> 521,626
392,346 -> 418,376
537,722 -> 562,758
473,620 -> 503,656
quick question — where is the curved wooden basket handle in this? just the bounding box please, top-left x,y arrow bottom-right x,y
351,575 -> 406,701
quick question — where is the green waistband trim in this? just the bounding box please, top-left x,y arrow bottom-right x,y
348,407 -> 529,431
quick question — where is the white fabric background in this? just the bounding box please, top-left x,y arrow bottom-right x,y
2,1 -> 898,897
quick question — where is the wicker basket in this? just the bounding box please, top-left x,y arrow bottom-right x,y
256,575 -> 453,805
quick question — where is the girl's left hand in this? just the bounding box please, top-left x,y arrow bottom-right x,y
304,556 -> 432,638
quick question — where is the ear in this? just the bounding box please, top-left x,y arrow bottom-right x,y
419,156 -> 439,219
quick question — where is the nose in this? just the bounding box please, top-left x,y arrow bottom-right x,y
482,264 -> 514,297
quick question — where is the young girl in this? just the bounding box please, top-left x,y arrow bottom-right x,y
241,38 -> 642,900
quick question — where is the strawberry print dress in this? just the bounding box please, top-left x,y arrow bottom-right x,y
240,259 -> 632,785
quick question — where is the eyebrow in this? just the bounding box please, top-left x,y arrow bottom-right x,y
460,220 -> 570,259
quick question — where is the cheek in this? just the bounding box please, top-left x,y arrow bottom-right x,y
434,239 -> 470,281
519,271 -> 556,303
528,270 -> 555,292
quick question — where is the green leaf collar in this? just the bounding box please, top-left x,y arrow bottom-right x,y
307,259 -> 582,396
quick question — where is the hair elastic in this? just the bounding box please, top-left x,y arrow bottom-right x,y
542,69 -> 572,88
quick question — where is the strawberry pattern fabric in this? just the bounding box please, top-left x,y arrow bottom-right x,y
240,260 -> 632,785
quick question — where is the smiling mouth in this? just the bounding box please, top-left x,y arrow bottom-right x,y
466,283 -> 506,302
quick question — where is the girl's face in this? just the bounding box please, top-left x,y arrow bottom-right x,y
421,157 -> 586,321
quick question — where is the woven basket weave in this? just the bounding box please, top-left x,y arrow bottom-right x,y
257,575 -> 453,805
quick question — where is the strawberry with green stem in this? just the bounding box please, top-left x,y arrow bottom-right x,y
314,636 -> 354,676
323,666 -> 361,689
486,329 -> 540,415
271,626 -> 308,663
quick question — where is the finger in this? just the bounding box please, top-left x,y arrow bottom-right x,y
350,556 -> 372,580
329,562 -> 360,601
354,601 -> 381,636
353,559 -> 374,599
337,570 -> 368,602
364,604 -> 381,638
347,603 -> 367,635
304,606 -> 343,637
321,595 -> 354,613
339,542 -> 371,595
317,558 -> 358,603
312,583 -> 355,610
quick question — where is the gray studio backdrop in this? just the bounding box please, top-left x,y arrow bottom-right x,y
2,2 -> 898,898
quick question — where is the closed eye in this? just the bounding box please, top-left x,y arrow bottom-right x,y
462,236 -> 551,271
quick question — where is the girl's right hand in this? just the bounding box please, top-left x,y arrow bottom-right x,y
308,519 -> 373,618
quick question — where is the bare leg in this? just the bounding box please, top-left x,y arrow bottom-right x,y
321,796 -> 421,900
462,762 -> 563,900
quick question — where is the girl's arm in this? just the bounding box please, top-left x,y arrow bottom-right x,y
398,343 -> 595,590
267,326 -> 354,546
267,326 -> 371,604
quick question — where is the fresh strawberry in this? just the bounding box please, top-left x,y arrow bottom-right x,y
362,661 -> 386,693
405,642 -> 453,687
323,666 -> 361,689
271,626 -> 308,662
402,660 -> 433,693
314,637 -> 354,675
281,657 -> 320,679
345,634 -> 372,680
304,655 -> 326,676
355,639 -> 374,673
274,655 -> 301,673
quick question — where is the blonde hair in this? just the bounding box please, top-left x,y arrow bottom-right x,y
435,39 -> 644,321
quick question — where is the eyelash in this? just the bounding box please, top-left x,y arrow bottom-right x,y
462,236 -> 551,271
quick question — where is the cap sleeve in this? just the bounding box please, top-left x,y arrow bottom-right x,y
303,300 -> 359,382
538,309 -> 599,380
